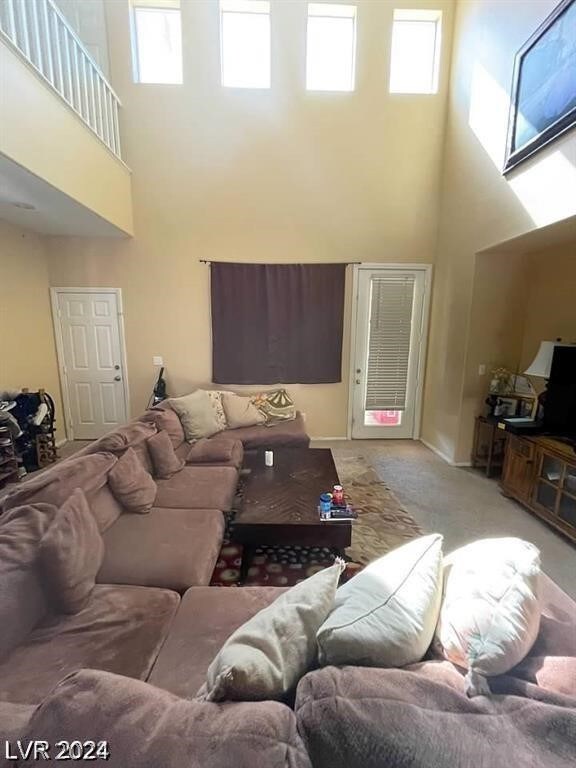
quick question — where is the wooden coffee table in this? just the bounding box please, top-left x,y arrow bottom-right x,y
232,448 -> 352,582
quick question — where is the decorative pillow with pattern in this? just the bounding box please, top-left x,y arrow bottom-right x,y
206,390 -> 227,431
252,389 -> 296,424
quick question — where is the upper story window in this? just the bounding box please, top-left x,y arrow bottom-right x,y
132,0 -> 183,84
306,3 -> 356,92
220,1 -> 271,89
389,9 -> 442,94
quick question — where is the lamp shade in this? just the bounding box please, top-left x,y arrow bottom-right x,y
524,341 -> 572,378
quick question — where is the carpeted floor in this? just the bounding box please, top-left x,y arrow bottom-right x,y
210,453 -> 423,587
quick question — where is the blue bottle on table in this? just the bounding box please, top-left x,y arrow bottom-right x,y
319,493 -> 332,520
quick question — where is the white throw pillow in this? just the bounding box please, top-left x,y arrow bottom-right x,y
317,534 -> 443,668
437,537 -> 541,696
169,391 -> 221,440
221,393 -> 266,429
202,560 -> 345,701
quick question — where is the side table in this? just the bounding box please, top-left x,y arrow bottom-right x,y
471,415 -> 508,478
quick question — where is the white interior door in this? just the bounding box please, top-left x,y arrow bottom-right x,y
52,289 -> 128,440
351,266 -> 430,439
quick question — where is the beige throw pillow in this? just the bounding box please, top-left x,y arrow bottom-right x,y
170,390 -> 221,440
317,534 -> 444,668
222,393 -> 266,430
202,560 -> 345,702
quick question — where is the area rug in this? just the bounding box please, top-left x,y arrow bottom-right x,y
209,453 -> 422,587
333,453 -> 423,564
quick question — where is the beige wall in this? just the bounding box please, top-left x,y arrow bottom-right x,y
0,38 -> 133,235
46,0 -> 454,437
0,220 -> 65,438
520,242 -> 576,371
423,0 -> 576,463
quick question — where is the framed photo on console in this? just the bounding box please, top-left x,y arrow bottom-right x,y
504,0 -> 576,173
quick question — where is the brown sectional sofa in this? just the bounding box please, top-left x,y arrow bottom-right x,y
1,402 -> 575,768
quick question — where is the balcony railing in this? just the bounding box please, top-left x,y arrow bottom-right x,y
0,0 -> 123,160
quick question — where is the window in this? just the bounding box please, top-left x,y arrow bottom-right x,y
389,9 -> 441,94
132,1 -> 183,84
220,1 -> 271,89
306,4 -> 356,92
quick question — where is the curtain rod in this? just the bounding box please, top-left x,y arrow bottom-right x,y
199,259 -> 361,265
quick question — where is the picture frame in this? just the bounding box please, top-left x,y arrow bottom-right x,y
496,397 -> 520,418
504,0 -> 576,173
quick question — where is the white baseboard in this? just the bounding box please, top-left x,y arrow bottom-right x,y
311,436 -> 348,441
420,438 -> 471,467
56,438 -> 67,449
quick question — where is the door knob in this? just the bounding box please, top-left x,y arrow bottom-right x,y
114,364 -> 120,370
114,375 -> 121,382
356,369 -> 361,374
355,378 -> 361,384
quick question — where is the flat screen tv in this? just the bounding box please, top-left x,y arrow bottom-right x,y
544,346 -> 576,436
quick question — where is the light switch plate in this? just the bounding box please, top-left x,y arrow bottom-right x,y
478,364 -> 486,375
153,356 -> 164,366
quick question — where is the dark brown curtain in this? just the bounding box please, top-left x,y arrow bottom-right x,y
211,263 -> 346,384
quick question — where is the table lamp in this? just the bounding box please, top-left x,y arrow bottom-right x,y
524,340 -> 572,418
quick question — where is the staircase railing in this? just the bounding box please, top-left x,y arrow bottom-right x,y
0,0 -> 123,160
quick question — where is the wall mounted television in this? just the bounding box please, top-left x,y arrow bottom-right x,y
544,346 -> 576,437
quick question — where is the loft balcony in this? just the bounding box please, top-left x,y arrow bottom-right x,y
0,0 -> 133,236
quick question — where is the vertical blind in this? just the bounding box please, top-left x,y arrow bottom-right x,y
364,274 -> 415,411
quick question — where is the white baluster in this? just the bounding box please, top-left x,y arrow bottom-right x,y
88,67 -> 97,131
4,0 -> 17,43
72,39 -> 81,113
113,100 -> 121,159
51,9 -> 64,95
80,51 -> 89,122
101,82 -> 110,147
17,0 -> 31,58
41,0 -> 54,85
62,25 -> 74,106
29,0 -> 43,71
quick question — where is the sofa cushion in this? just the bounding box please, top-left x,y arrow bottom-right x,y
139,405 -> 185,449
169,390 -> 222,440
22,669 -> 312,768
0,503 -> 55,661
252,388 -> 296,424
148,586 -> 288,698
91,421 -> 157,474
154,465 -> 238,510
317,534 -> 444,668
437,537 -> 541,695
88,484 -> 125,532
99,508 -> 225,591
203,561 -> 344,702
206,390 -> 228,430
0,701 -> 36,743
39,489 -> 104,615
0,452 -> 118,520
0,585 -> 179,705
295,661 -> 576,768
108,448 -> 157,513
147,430 -> 185,479
212,412 -> 309,450
175,439 -> 244,469
222,393 -> 266,429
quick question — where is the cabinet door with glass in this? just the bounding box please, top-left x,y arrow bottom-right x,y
533,448 -> 576,536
